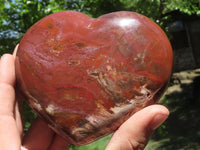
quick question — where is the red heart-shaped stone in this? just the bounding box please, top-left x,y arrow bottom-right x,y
16,11 -> 173,145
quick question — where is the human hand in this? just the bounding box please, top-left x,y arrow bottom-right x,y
0,46 -> 70,150
106,105 -> 169,150
0,46 -> 169,150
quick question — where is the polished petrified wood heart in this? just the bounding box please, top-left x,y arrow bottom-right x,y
16,11 -> 173,146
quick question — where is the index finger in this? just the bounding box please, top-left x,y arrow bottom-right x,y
0,54 -> 21,149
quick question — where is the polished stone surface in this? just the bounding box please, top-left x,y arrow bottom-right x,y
16,11 -> 173,146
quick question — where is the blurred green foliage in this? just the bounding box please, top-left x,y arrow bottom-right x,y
1,0 -> 200,55
21,102 -> 37,134
69,134 -> 112,150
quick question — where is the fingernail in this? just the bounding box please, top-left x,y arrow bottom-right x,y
150,114 -> 169,130
13,44 -> 19,57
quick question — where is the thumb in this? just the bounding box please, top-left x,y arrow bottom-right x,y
106,104 -> 169,150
